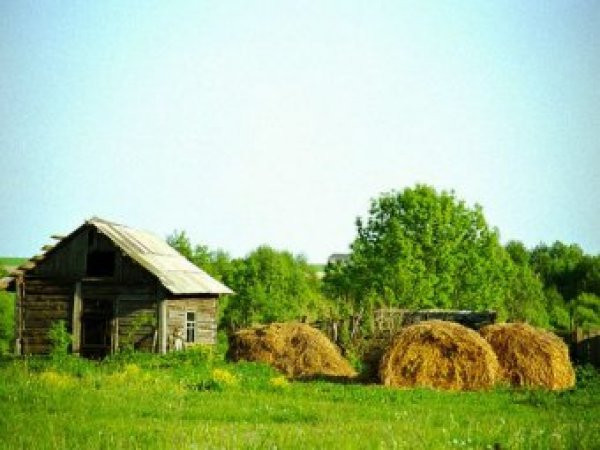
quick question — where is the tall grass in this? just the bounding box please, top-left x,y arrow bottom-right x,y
0,353 -> 598,449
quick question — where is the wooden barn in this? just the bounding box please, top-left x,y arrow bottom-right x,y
7,217 -> 233,358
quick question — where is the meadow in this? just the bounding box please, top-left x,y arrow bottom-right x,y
0,258 -> 26,270
1,350 -> 598,450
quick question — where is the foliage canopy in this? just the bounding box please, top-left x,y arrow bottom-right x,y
324,185 -> 547,325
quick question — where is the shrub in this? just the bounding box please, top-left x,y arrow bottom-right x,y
48,320 -> 72,358
0,290 -> 14,355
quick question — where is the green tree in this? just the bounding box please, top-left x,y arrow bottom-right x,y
166,233 -> 328,329
575,255 -> 600,297
325,185 -> 545,323
530,242 -> 584,302
505,240 -> 530,266
220,246 -> 328,329
166,230 -> 194,261
544,286 -> 570,331
166,230 -> 233,281
572,292 -> 600,331
529,242 -> 600,330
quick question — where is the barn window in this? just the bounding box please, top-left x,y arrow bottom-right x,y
186,311 -> 195,343
86,251 -> 115,277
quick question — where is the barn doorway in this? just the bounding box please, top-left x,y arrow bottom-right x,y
81,298 -> 113,359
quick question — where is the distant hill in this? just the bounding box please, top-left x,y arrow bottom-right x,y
0,257 -> 27,272
309,264 -> 325,272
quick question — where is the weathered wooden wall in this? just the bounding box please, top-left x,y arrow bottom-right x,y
28,229 -> 88,279
117,294 -> 158,351
81,281 -> 159,352
20,278 -> 73,354
30,226 -> 154,285
166,298 -> 217,347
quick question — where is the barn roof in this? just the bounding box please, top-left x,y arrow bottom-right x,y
88,217 -> 233,295
6,217 -> 233,296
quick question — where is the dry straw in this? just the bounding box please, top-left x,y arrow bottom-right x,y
480,322 -> 575,390
229,322 -> 357,379
379,320 -> 499,390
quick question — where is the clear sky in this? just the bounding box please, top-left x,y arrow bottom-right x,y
1,1 -> 599,262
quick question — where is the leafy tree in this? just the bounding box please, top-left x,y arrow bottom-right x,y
166,230 -> 194,261
221,246 -> 328,329
166,230 -> 233,281
505,240 -> 530,266
530,242 -> 585,302
324,185 -> 547,324
528,242 -> 600,330
575,255 -> 600,298
166,233 -> 328,329
503,240 -> 548,326
544,286 -> 570,331
572,293 -> 600,331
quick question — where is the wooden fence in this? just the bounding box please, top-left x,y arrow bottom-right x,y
312,308 -> 497,350
562,328 -> 600,367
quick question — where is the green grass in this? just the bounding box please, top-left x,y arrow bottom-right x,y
0,257 -> 26,269
1,353 -> 598,449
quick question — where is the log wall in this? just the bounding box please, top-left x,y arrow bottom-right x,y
166,298 -> 217,347
21,278 -> 73,354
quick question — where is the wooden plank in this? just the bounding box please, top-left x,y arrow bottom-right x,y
24,281 -> 74,296
72,281 -> 82,354
82,283 -> 155,296
159,298 -> 167,354
15,279 -> 23,355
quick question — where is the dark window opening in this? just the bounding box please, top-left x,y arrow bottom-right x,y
86,251 -> 115,277
186,311 -> 195,343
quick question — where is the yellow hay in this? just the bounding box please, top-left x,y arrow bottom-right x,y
379,320 -> 499,390
480,323 -> 575,390
229,322 -> 357,379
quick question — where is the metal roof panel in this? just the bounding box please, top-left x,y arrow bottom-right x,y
89,217 -> 233,295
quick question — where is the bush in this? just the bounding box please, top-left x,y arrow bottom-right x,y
0,291 -> 14,355
48,320 -> 72,358
576,364 -> 600,390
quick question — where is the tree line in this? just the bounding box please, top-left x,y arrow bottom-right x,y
170,185 -> 599,334
0,184 -> 598,355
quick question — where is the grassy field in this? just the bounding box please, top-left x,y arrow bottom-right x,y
0,257 -> 26,270
0,352 -> 598,450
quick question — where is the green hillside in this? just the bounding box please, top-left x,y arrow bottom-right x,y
0,257 -> 27,270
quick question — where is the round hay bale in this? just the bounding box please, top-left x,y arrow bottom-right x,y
229,322 -> 357,379
379,320 -> 499,390
480,323 -> 575,390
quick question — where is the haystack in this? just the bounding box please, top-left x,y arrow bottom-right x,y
480,323 -> 575,390
229,322 -> 357,379
379,320 -> 499,390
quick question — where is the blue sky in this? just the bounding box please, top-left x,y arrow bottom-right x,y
1,1 -> 598,262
